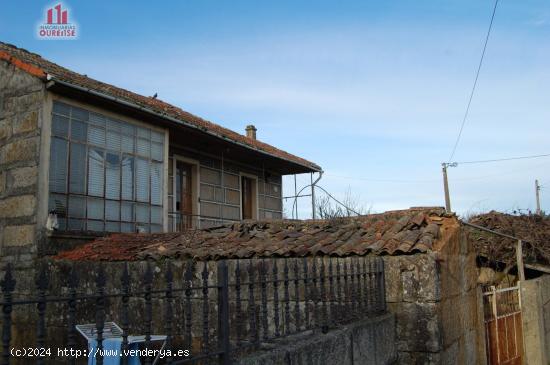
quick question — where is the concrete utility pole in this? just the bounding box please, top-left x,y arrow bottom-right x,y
441,163 -> 457,213
535,179 -> 541,215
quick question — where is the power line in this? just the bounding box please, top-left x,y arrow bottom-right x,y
324,173 -> 439,184
455,153 -> 550,165
325,157 -> 550,184
448,0 -> 499,162
316,185 -> 362,216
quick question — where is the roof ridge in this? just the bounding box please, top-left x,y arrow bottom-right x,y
0,41 -> 321,172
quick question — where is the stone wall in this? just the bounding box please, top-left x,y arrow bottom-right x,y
0,59 -> 46,269
237,314 -> 396,365
383,228 -> 483,364
521,274 -> 550,365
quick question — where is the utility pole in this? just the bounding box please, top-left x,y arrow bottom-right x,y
441,162 -> 457,213
535,179 -> 541,215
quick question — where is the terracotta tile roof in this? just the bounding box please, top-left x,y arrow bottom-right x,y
54,207 -> 458,261
467,211 -> 550,267
0,41 -> 320,172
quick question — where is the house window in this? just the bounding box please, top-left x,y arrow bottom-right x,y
48,101 -> 165,233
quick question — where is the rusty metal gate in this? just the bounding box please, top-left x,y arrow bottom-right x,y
483,285 -> 524,365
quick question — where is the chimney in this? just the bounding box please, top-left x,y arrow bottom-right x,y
245,125 -> 257,140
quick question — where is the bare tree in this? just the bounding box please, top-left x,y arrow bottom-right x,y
315,188 -> 370,220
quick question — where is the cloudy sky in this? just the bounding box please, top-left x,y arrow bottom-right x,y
2,0 -> 549,217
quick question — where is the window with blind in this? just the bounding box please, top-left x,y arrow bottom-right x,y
48,101 -> 165,233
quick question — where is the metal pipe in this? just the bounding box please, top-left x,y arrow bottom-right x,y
461,221 -> 526,242
311,171 -> 323,219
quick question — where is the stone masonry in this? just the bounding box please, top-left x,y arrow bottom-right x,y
0,58 -> 46,268
383,229 -> 484,364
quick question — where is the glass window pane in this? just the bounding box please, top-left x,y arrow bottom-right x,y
151,162 -> 163,205
105,152 -> 120,199
121,134 -> 134,153
121,123 -> 135,136
151,206 -> 162,224
136,158 -> 150,202
136,138 -> 150,157
106,222 -> 120,232
71,120 -> 87,142
151,224 -> 163,233
151,130 -> 164,143
106,118 -> 122,131
137,127 -> 150,139
69,143 -> 86,194
68,195 -> 86,218
87,198 -> 104,220
107,131 -> 121,151
121,156 -> 134,200
49,137 -> 68,193
52,115 -> 69,137
49,193 -> 67,216
136,224 -> 150,233
89,113 -> 105,127
151,142 -> 163,161
68,219 -> 85,231
71,106 -> 89,121
88,148 -> 105,197
121,223 -> 134,233
136,204 -> 150,223
50,104 -> 165,233
57,218 -> 67,230
106,200 -> 120,221
87,220 -> 104,232
88,125 -> 105,146
121,202 -> 134,222
53,101 -> 70,116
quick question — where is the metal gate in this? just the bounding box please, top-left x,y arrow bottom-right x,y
483,285 -> 524,365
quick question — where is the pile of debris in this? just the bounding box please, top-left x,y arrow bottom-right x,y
467,211 -> 550,268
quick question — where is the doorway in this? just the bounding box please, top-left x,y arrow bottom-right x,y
173,157 -> 198,230
241,175 -> 258,220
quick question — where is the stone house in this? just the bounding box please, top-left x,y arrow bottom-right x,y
54,207 -> 485,364
0,42 -> 321,265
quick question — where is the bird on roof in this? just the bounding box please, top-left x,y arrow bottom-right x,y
152,93 -> 158,99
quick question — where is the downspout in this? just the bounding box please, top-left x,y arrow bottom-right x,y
311,171 -> 324,219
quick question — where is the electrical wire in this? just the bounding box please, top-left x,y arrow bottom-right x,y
324,173 -> 439,184
326,157 -> 550,184
455,153 -> 550,165
315,185 -> 362,216
448,0 -> 499,162
289,183 -> 362,218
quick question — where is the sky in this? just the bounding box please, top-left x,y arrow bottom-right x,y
1,0 -> 549,218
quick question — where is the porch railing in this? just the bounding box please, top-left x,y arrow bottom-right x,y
167,212 -> 239,232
